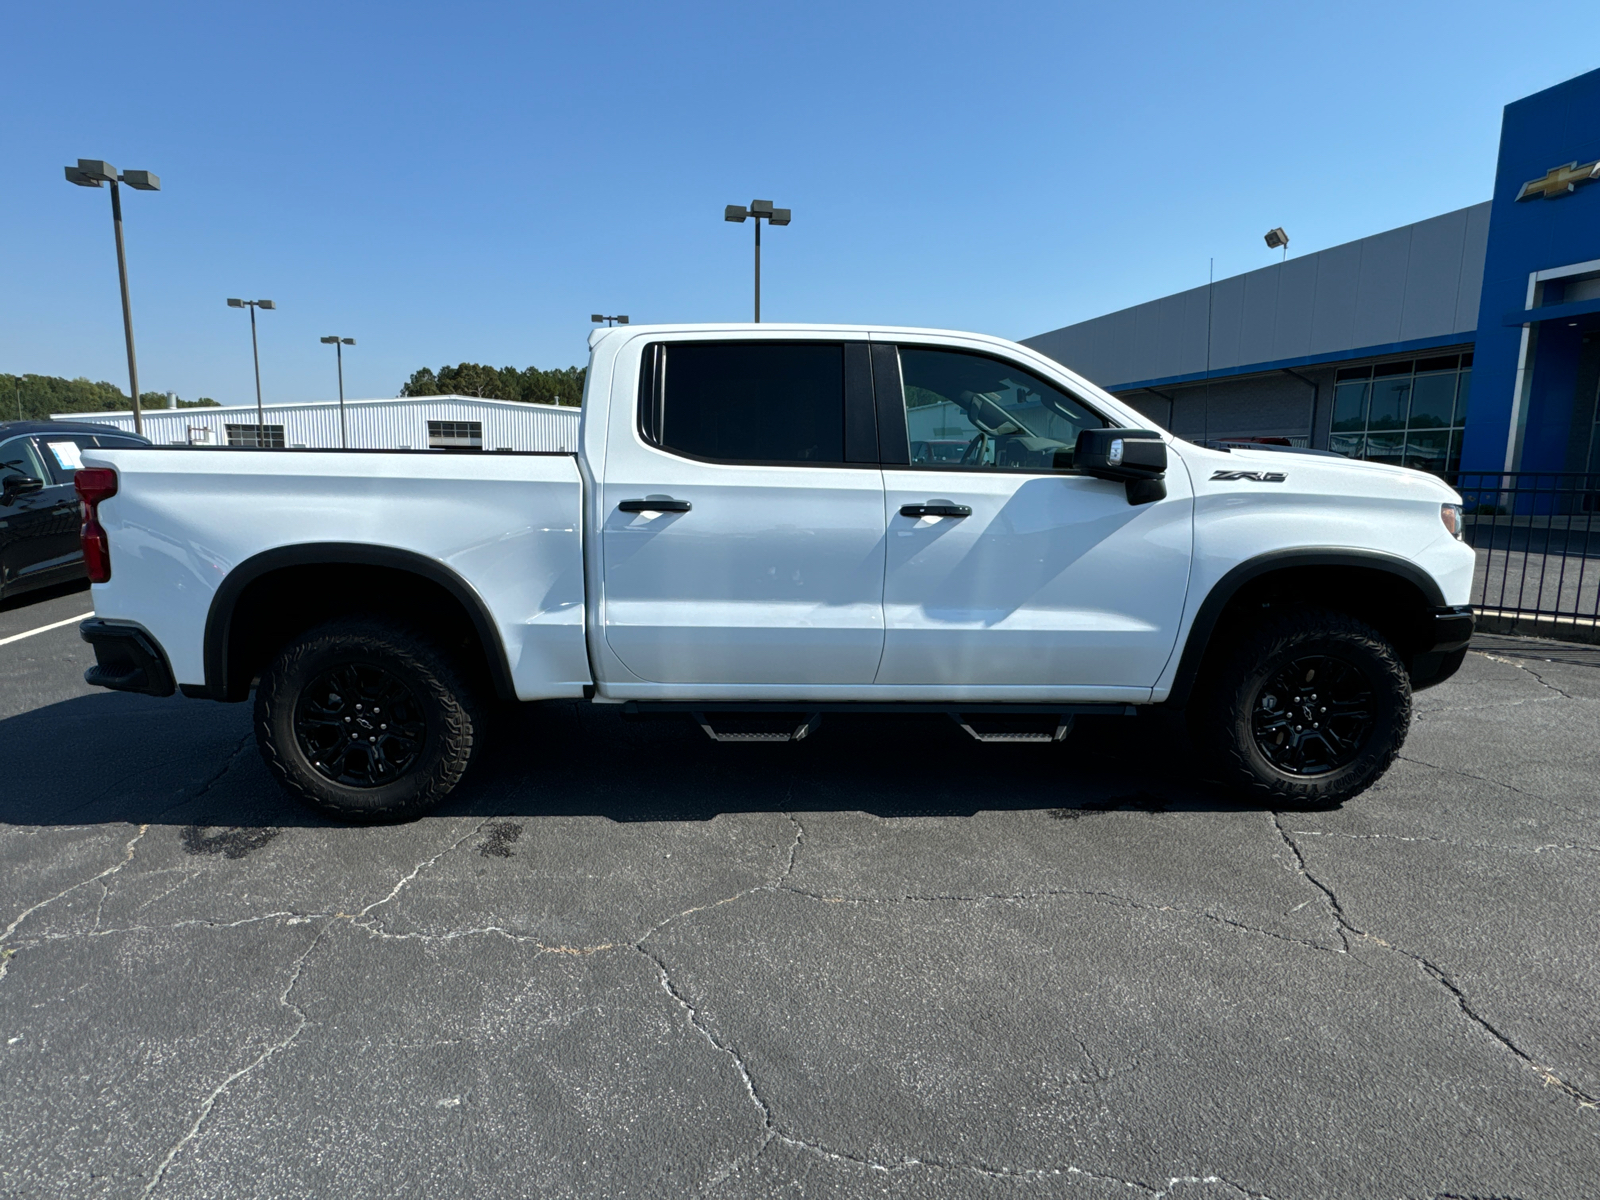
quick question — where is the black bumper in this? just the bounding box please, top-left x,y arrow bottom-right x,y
80,619 -> 176,698
1409,604 -> 1475,691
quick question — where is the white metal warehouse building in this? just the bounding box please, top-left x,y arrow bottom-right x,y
51,395 -> 581,453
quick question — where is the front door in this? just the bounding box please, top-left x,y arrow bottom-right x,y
0,436 -> 70,594
875,342 -> 1193,694
600,339 -> 887,687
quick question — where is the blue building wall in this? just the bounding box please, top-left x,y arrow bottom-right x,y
1460,67 -> 1600,473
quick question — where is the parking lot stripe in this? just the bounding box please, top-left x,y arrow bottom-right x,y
0,612 -> 94,647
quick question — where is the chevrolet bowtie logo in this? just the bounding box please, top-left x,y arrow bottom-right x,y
1517,159 -> 1600,201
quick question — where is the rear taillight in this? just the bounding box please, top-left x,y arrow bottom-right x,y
76,467 -> 118,583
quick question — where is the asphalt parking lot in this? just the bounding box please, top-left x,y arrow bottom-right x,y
1,583 -> 1597,1199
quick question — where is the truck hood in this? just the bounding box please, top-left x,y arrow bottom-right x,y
1170,439 -> 1462,505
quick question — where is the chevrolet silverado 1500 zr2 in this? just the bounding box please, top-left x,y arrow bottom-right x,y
73,324 -> 1475,819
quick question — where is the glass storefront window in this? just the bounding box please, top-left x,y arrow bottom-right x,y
1407,371 -> 1456,428
1326,354 -> 1470,476
1453,368 -> 1472,426
1331,379 -> 1369,432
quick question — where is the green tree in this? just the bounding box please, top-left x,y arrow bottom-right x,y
400,362 -> 586,407
1,374 -> 223,422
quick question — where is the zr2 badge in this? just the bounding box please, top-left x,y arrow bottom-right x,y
1211,469 -> 1287,483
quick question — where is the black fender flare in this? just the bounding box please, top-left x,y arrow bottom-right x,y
1161,548 -> 1446,708
201,543 -> 517,701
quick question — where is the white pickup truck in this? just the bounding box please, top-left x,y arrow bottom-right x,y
75,323 -> 1476,819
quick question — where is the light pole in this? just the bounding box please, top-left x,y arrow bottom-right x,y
227,299 -> 276,443
65,159 -> 160,437
724,200 -> 791,321
320,336 -> 355,448
590,314 -> 630,327
1264,227 -> 1289,262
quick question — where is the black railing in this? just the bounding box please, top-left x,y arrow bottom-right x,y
1451,471 -> 1600,627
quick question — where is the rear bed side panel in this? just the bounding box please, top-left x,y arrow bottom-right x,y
80,449 -> 590,700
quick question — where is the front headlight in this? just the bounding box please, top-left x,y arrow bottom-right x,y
1440,503 -> 1464,541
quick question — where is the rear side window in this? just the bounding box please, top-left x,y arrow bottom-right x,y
38,435 -> 97,483
641,342 -> 845,465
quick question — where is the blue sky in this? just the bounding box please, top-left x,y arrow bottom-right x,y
5,1 -> 1600,407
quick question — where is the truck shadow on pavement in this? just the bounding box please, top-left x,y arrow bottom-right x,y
0,691 -> 1280,831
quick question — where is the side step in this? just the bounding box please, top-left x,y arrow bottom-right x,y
693,711 -> 823,743
949,713 -> 1075,743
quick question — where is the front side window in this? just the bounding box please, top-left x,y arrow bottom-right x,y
0,437 -> 47,485
898,348 -> 1106,471
643,342 -> 845,465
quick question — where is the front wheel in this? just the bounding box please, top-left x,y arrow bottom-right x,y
254,619 -> 482,821
1193,609 -> 1411,808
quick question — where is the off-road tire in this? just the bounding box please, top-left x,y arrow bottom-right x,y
1193,609 -> 1411,809
254,619 -> 482,821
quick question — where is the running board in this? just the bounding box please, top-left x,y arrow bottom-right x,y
949,713 -> 1075,743
693,711 -> 823,743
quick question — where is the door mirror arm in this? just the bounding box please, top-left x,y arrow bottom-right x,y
1073,430 -> 1167,505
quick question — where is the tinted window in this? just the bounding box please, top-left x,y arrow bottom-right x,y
37,434 -> 97,483
898,348 -> 1105,471
655,343 -> 845,464
0,437 -> 46,484
94,435 -> 148,449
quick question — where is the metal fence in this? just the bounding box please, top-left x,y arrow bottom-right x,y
1452,471 -> 1600,629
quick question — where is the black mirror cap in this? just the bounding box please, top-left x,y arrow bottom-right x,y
1074,429 -> 1167,481
0,475 -> 45,504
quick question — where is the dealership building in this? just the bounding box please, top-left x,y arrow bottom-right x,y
1024,67 -> 1600,479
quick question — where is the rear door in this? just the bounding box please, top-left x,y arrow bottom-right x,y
874,340 -> 1193,694
598,338 -> 886,687
31,434 -> 99,572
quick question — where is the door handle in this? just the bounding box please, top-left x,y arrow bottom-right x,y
619,498 -> 691,513
899,503 -> 971,518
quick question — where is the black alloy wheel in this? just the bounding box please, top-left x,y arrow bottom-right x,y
1193,608 -> 1411,808
255,618 -> 482,821
1249,654 -> 1375,777
293,662 -> 429,787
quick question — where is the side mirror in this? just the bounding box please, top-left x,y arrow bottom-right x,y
0,475 -> 44,506
1074,429 -> 1167,505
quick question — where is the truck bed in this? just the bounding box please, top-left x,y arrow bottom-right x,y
81,448 -> 590,699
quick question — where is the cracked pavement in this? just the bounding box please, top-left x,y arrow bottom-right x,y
1,588 -> 1597,1198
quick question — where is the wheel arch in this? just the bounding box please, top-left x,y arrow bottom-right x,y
201,543 -> 516,702
1163,549 -> 1446,708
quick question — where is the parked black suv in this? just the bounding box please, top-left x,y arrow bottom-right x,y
0,421 -> 150,601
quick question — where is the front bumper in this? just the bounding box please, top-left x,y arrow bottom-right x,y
1409,604 -> 1474,691
80,619 -> 176,698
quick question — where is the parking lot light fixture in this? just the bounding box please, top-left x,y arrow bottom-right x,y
724,199 -> 791,321
65,158 -> 160,436
1264,227 -> 1290,261
590,314 -> 629,327
228,300 -> 276,441
320,336 -> 356,448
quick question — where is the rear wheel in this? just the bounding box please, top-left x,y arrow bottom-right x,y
1194,609 -> 1411,808
254,619 -> 482,821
